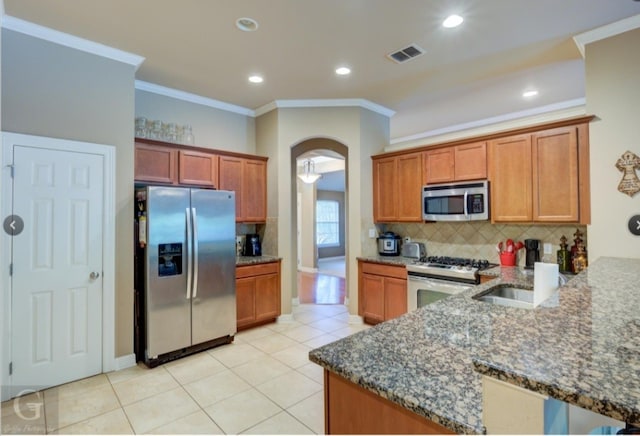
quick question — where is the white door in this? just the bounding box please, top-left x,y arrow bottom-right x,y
10,145 -> 104,394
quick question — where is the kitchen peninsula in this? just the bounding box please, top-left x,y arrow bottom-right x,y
309,257 -> 640,434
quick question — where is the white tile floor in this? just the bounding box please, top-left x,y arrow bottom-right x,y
1,304 -> 369,435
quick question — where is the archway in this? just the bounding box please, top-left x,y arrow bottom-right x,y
291,138 -> 348,306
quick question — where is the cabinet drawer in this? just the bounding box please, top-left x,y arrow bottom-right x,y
360,262 -> 407,280
236,261 -> 279,278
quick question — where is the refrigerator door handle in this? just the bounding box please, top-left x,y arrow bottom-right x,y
192,207 -> 199,298
185,207 -> 192,299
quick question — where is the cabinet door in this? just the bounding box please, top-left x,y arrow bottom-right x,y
254,273 -> 279,322
219,156 -> 244,221
489,134 -> 532,222
384,277 -> 407,321
454,142 -> 487,181
424,148 -> 454,184
361,273 -> 385,324
396,153 -> 423,222
532,127 -> 579,222
243,159 -> 267,222
134,143 -> 177,184
178,150 -> 218,187
236,277 -> 256,328
372,157 -> 398,223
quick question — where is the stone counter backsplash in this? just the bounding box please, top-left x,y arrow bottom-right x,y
383,222 -> 587,267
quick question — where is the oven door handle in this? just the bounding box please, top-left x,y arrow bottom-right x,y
408,274 -> 474,294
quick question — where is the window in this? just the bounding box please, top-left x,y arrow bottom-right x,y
316,200 -> 340,247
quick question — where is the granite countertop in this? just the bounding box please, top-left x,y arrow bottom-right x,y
236,255 -> 281,266
309,257 -> 640,433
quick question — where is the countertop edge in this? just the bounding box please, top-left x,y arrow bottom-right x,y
236,255 -> 281,266
309,353 -> 484,435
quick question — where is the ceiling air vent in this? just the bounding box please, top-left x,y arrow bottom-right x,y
387,44 -> 425,64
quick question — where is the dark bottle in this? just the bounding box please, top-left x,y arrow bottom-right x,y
557,235 -> 571,273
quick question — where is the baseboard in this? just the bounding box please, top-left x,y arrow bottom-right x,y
113,353 -> 136,371
348,314 -> 364,324
277,314 -> 295,323
298,266 -> 318,274
292,297 -> 300,306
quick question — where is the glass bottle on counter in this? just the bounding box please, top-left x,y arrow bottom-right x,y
573,241 -> 588,273
570,228 -> 586,273
557,235 -> 571,273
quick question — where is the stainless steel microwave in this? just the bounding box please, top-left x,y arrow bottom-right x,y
422,180 -> 489,221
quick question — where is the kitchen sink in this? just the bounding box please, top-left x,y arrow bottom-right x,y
473,284 -> 534,309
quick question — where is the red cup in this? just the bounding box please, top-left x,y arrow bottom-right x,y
499,252 -> 516,266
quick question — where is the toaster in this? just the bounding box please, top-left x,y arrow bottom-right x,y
401,242 -> 426,259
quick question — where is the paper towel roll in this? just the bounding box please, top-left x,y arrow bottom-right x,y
533,262 -> 559,307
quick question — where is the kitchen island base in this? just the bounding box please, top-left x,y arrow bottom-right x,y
324,370 -> 453,434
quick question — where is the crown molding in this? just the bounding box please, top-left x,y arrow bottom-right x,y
135,81 -> 254,116
254,98 -> 395,118
573,13 -> 640,58
390,98 -> 586,146
1,15 -> 145,69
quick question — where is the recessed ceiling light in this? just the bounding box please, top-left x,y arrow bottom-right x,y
236,17 -> 258,32
248,75 -> 263,84
335,67 -> 351,76
443,14 -> 464,28
523,90 -> 539,98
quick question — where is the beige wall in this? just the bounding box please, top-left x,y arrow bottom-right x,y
256,106 -> 389,316
586,28 -> 640,260
2,29 -> 137,358
298,181 -> 317,270
135,90 -> 256,154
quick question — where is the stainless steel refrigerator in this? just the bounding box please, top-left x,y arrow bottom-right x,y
134,186 -> 236,366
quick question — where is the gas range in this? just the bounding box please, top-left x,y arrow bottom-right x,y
406,256 -> 498,284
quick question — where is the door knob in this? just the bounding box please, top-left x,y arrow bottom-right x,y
90,271 -> 100,280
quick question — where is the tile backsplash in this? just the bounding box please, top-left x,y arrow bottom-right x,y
383,222 -> 588,267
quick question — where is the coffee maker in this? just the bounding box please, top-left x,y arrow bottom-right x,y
524,239 -> 540,269
243,234 -> 262,256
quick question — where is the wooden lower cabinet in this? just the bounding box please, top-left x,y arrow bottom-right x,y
324,370 -> 453,434
358,260 -> 407,325
236,261 -> 281,330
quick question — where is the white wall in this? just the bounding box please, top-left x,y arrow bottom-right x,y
586,28 -> 640,260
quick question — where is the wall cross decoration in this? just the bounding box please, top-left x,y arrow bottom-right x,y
616,150 -> 640,197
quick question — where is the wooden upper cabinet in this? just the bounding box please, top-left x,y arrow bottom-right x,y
372,152 -> 422,223
134,142 -> 177,184
219,155 -> 267,223
489,126 -> 584,223
219,155 -> 243,217
532,126 -> 579,222
396,153 -> 423,221
454,142 -> 487,181
424,148 -> 454,184
488,134 -> 533,222
373,156 -> 399,222
243,159 -> 267,222
424,142 -> 487,184
178,149 -> 218,187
